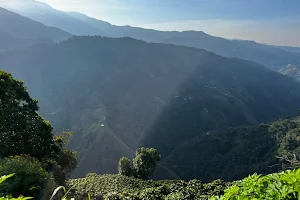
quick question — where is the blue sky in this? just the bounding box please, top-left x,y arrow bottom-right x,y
35,0 -> 300,46
37,0 -> 300,23
2,0 -> 300,46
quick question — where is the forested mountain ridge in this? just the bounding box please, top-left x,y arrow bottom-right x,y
0,31 -> 51,52
158,116 -> 300,182
54,11 -> 300,71
1,1 -> 300,73
1,36 -> 300,181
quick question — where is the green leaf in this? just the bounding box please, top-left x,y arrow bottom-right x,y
0,174 -> 14,184
50,186 -> 66,200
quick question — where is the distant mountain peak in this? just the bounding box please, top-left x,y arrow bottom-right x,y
0,6 -> 71,43
0,0 -> 53,11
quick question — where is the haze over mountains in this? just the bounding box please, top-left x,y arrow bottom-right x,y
0,0 -> 105,36
1,0 -> 300,80
0,7 -> 71,51
1,1 -> 300,182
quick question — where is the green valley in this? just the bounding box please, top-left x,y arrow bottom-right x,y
1,36 -> 300,181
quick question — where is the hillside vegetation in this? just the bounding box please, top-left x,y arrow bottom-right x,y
159,116 -> 300,181
68,174 -> 230,199
1,37 -> 300,181
0,31 -> 51,52
0,70 -> 77,199
68,168 -> 300,199
1,69 -> 300,200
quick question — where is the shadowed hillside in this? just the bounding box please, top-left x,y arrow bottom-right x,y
1,36 -> 300,180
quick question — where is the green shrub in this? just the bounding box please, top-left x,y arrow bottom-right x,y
213,168 -> 300,200
118,157 -> 133,177
68,173 -> 230,199
0,174 -> 32,200
118,147 -> 161,180
0,156 -> 54,199
133,147 -> 161,180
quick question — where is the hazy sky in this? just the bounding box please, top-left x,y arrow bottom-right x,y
6,0 -> 300,46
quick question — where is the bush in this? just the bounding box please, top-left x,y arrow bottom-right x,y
68,173 -> 230,199
0,156 -> 55,198
133,147 -> 161,180
118,147 -> 161,180
118,157 -> 133,177
213,168 -> 300,199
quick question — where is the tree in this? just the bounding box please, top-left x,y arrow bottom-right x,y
48,131 -> 77,185
133,147 -> 161,180
0,155 -> 55,198
118,157 -> 133,176
0,71 -> 77,185
117,147 -> 161,180
0,70 -> 53,160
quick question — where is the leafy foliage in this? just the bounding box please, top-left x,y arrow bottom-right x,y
49,131 -> 78,185
68,174 -> 158,198
68,173 -> 230,199
0,156 -> 53,198
118,148 -> 161,180
0,174 -> 32,200
213,168 -> 300,200
0,71 -> 77,187
118,157 -> 132,177
133,147 -> 161,180
0,70 -> 53,160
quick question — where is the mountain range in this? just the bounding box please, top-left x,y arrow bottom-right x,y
1,37 -> 300,181
0,7 -> 71,51
1,1 -> 300,79
1,1 -> 300,181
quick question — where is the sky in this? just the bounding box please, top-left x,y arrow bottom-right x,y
4,0 -> 300,46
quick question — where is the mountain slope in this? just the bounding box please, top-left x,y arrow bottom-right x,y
0,7 -> 71,42
3,1 -> 300,72
0,31 -> 51,52
1,36 -> 300,180
275,46 -> 300,53
158,116 -> 300,182
0,1 -> 107,36
279,64 -> 300,82
69,12 -> 300,71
